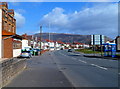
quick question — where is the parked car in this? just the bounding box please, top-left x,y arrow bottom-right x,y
60,48 -> 63,50
29,48 -> 34,55
33,49 -> 41,55
19,51 -> 32,58
68,49 -> 73,52
33,49 -> 41,52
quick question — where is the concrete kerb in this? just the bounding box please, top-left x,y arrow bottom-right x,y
83,55 -> 119,60
73,51 -> 119,60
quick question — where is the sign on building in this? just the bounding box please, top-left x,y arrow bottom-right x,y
91,35 -> 105,45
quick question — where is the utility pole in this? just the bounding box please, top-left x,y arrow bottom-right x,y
100,35 -> 103,56
49,22 -> 51,50
32,35 -> 34,48
93,35 -> 95,56
40,26 -> 42,55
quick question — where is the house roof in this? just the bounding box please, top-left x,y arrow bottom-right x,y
57,41 -> 65,44
46,39 -> 54,42
65,43 -> 71,45
12,34 -> 23,40
116,36 -> 120,39
73,42 -> 85,45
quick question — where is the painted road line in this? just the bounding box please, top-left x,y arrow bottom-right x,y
71,57 -> 87,63
69,52 -> 81,56
78,60 -> 87,64
91,64 -> 108,70
71,57 -> 76,60
118,73 -> 120,75
59,52 -> 68,57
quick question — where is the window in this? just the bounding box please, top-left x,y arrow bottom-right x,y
13,41 -> 22,49
8,24 -> 11,32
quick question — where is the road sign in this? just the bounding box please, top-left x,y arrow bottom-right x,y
91,35 -> 105,45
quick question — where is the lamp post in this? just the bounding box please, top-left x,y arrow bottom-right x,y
40,26 -> 42,55
49,22 -> 51,50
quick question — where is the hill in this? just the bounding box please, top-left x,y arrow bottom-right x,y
34,33 -> 111,44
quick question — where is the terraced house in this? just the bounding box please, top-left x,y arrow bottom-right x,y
116,36 -> 120,51
0,2 -> 22,58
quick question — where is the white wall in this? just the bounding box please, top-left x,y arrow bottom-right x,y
0,9 -> 2,58
22,39 -> 29,49
13,49 -> 21,57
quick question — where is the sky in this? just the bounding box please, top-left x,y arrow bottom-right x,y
7,2 -> 118,39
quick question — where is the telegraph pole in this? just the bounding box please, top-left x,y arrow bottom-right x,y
49,22 -> 50,50
93,35 -> 95,56
100,35 -> 103,56
40,26 -> 42,55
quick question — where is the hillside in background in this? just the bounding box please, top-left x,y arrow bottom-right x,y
34,33 -> 112,44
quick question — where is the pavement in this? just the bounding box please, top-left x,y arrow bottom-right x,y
2,50 -> 119,88
73,51 -> 119,60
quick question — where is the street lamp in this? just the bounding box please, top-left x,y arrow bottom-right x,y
40,26 -> 42,55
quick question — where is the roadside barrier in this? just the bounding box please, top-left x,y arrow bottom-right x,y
0,58 -> 26,88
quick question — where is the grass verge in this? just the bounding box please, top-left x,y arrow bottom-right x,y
75,49 -> 102,54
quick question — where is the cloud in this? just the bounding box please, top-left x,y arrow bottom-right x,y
16,9 -> 26,13
40,7 -> 68,28
40,3 -> 118,38
9,2 -> 20,6
14,11 -> 25,28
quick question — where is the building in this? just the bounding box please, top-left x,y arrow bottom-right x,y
0,2 -> 22,58
21,34 -> 31,50
64,43 -> 70,49
45,39 -> 55,50
72,42 -> 90,49
116,36 -> 120,51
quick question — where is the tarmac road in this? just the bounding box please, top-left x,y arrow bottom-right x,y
52,50 -> 118,87
3,50 -> 118,88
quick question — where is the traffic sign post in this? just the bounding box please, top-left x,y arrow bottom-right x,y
91,35 -> 105,56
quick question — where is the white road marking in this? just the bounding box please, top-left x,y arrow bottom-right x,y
71,57 -> 76,60
91,64 -> 108,70
59,52 -> 68,57
59,52 -> 109,70
71,57 -> 87,64
109,60 -> 114,61
70,53 -> 81,55
118,73 -> 120,75
79,60 -> 87,63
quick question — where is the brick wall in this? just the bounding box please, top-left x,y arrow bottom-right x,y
0,58 -> 26,88
3,37 -> 13,58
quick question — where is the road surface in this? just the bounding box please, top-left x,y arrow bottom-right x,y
52,50 -> 118,87
3,50 -> 118,88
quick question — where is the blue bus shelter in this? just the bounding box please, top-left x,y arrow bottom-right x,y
103,43 -> 116,58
